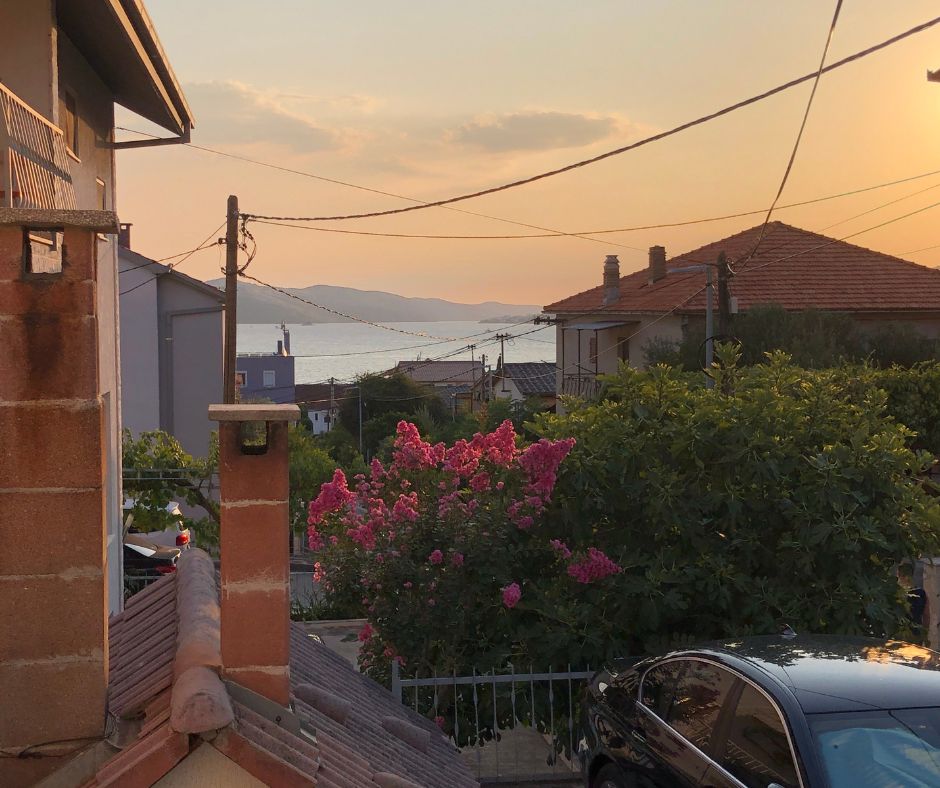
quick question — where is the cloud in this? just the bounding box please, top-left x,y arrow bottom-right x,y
449,111 -> 633,153
184,81 -> 345,152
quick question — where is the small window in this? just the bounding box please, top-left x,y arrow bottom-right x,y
666,660 -> 737,754
59,91 -> 78,155
313,412 -> 319,421
617,337 -> 630,363
96,178 -> 106,211
720,684 -> 798,788
263,370 -> 276,388
235,371 -> 247,388
588,336 -> 598,364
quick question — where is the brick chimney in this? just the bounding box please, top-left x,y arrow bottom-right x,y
0,223 -> 110,785
118,222 -> 132,249
648,245 -> 667,285
602,255 -> 620,306
209,404 -> 300,706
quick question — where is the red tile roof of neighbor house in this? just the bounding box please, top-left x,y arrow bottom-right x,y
544,222 -> 940,316
68,550 -> 477,787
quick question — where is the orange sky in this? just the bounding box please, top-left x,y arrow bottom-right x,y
116,1 -> 940,305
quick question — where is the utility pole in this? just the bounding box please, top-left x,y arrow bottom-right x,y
358,385 -> 363,455
469,344 -> 476,414
495,332 -> 510,392
223,194 -> 239,404
705,265 -> 715,389
480,353 -> 487,405
717,252 -> 732,339
328,377 -> 335,433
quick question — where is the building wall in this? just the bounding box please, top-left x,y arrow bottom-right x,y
308,408 -> 332,435
0,0 -> 56,116
237,355 -> 296,404
118,263 -> 161,436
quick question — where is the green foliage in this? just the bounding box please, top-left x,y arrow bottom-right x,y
288,425 -> 346,532
122,430 -> 220,547
536,349 -> 940,657
645,305 -> 940,370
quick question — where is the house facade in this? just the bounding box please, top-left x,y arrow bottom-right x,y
491,361 -> 557,409
119,225 -> 224,456
295,381 -> 348,434
543,222 -> 940,398
237,325 -> 297,404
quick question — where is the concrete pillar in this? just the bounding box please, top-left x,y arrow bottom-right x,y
0,225 -> 108,785
210,404 -> 300,706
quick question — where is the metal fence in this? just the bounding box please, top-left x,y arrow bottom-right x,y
391,662 -> 592,783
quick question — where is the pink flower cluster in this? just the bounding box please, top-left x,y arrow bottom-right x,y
518,438 -> 576,499
392,421 -> 445,470
550,539 -> 572,559
567,548 -> 622,584
501,582 -> 522,609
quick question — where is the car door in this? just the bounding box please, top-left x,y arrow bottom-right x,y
707,681 -> 801,788
633,658 -> 738,787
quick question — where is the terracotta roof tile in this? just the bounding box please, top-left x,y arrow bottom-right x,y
290,627 -> 478,787
544,222 -> 940,316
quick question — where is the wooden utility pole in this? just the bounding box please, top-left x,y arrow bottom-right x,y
469,344 -> 476,414
717,252 -> 732,339
223,194 -> 239,404
495,332 -> 511,392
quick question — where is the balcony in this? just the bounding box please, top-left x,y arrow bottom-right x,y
0,82 -> 77,211
561,374 -> 602,400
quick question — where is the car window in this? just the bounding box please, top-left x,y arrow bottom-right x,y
665,660 -> 737,754
640,661 -> 684,718
721,683 -> 798,788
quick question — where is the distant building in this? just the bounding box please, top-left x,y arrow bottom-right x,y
395,359 -> 484,386
237,324 -> 296,403
544,222 -> 940,399
119,227 -> 224,456
294,381 -> 349,434
492,361 -> 557,409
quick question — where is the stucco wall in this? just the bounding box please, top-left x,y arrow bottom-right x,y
118,261 -> 160,436
0,0 -> 55,116
237,355 -> 296,404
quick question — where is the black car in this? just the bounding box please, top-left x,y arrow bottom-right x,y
579,634 -> 940,788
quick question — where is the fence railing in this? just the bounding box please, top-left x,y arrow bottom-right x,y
391,661 -> 593,782
0,81 -> 77,210
561,375 -> 601,400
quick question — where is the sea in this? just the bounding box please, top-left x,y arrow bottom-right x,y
238,321 -> 556,384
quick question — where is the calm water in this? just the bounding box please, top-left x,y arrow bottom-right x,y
238,321 -> 556,384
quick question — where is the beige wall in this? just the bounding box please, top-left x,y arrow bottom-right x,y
0,0 -> 56,116
155,743 -> 266,788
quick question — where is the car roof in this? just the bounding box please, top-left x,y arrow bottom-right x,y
682,635 -> 940,714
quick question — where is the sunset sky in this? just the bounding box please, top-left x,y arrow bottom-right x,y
117,1 -> 940,305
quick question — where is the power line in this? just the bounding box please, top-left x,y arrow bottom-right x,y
738,0 -> 842,270
115,129 -> 641,253
240,14 -> 940,224
244,166 -> 940,241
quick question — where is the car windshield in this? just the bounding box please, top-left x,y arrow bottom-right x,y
811,708 -> 940,788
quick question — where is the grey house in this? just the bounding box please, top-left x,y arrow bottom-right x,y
119,226 -> 224,457
236,326 -> 296,404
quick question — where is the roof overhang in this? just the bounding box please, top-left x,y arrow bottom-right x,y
563,321 -> 631,330
56,0 -> 193,135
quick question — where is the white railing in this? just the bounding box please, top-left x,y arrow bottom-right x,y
0,82 -> 77,210
561,375 -> 601,400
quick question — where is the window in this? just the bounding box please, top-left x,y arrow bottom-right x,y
617,337 -> 630,364
235,371 -> 247,388
666,660 -> 736,753
263,370 -> 276,388
96,178 -> 106,211
588,336 -> 598,364
59,91 -> 78,156
721,684 -> 798,788
640,662 -> 684,719
313,412 -> 319,421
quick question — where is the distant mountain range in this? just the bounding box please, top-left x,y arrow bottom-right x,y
207,280 -> 542,324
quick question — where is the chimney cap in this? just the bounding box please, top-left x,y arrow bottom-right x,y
208,404 -> 301,423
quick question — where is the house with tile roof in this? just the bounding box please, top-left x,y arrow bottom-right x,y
490,362 -> 557,409
543,222 -> 940,398
394,359 -> 484,387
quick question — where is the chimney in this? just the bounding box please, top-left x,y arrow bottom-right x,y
118,222 -> 132,249
277,339 -> 284,356
648,245 -> 667,285
0,225 -> 110,785
602,255 -> 620,306
281,323 -> 291,356
209,404 -> 300,706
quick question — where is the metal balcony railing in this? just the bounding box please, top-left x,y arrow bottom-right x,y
561,374 -> 601,400
0,82 -> 77,210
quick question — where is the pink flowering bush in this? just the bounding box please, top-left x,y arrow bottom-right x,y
305,419 -> 627,689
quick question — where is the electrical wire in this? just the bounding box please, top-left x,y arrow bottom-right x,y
737,0 -> 843,271
244,166 -> 940,241
239,14 -> 940,224
118,222 -> 226,297
115,128 -> 641,253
